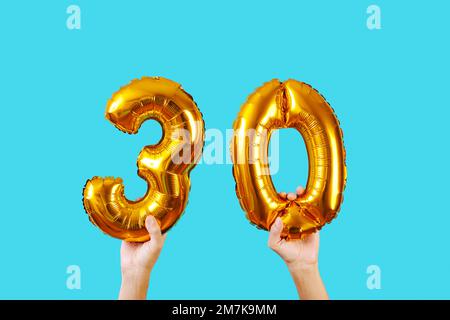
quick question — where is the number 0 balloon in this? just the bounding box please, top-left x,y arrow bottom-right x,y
83,77 -> 204,242
231,79 -> 347,239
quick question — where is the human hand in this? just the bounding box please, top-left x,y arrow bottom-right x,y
268,186 -> 319,271
119,215 -> 166,300
268,186 -> 328,299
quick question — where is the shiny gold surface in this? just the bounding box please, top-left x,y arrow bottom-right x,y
231,79 -> 346,239
83,77 -> 204,242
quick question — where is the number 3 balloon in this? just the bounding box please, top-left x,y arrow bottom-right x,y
83,77 -> 204,242
231,79 -> 347,239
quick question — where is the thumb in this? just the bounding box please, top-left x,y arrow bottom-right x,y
268,217 -> 283,250
144,215 -> 164,248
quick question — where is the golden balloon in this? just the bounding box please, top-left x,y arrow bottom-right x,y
231,79 -> 347,239
83,77 -> 204,242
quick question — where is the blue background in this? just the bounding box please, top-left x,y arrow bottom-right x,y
0,1 -> 449,299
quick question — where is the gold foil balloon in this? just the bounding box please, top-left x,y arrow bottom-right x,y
231,79 -> 346,239
83,77 -> 204,242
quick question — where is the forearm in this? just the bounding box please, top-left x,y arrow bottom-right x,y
287,263 -> 328,300
119,269 -> 151,300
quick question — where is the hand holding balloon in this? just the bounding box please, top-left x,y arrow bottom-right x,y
268,186 -> 328,300
119,215 -> 166,300
269,186 -> 319,270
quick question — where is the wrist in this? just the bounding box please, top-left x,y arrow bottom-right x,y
122,267 -> 151,281
286,262 -> 328,300
119,268 -> 151,300
122,265 -> 152,279
286,261 -> 319,276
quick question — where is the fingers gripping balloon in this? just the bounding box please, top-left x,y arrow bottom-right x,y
231,79 -> 346,239
83,77 -> 204,242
